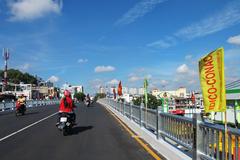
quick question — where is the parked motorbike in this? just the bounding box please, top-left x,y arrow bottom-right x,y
15,102 -> 26,116
56,112 -> 74,136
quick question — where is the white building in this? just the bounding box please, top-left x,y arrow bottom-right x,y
151,89 -> 160,97
122,93 -> 133,103
99,86 -> 105,94
138,88 -> 144,95
61,83 -> 84,98
111,87 -> 116,94
122,87 -> 128,94
129,88 -> 138,95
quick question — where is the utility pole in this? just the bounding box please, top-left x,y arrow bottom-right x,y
2,48 -> 10,92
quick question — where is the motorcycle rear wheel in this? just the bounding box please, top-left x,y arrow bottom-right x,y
63,128 -> 68,136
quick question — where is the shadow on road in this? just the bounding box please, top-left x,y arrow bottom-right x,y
70,126 -> 93,135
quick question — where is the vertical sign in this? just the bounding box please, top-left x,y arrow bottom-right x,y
198,47 -> 226,113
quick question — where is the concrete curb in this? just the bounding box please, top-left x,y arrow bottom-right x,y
99,101 -> 192,160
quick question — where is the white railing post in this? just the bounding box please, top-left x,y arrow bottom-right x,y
123,101 -> 125,116
140,103 -> 144,127
2,100 -> 5,111
156,106 -> 160,139
130,103 -> 133,121
192,113 -> 203,160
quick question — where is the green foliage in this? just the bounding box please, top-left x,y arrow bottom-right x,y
74,92 -> 86,101
132,96 -> 142,106
95,93 -> 106,100
0,69 -> 37,85
132,94 -> 162,109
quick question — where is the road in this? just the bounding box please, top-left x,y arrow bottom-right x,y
0,102 -> 161,160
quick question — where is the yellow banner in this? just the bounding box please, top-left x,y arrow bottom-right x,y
199,47 -> 226,113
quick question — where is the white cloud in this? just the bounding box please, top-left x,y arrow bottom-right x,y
8,0 -> 63,21
146,74 -> 152,79
128,76 -> 141,82
128,74 -> 151,82
22,63 -> 30,70
148,1 -> 240,48
107,79 -> 119,85
189,79 -> 197,85
176,64 -> 189,74
147,40 -> 172,48
78,58 -> 88,63
160,80 -> 168,86
147,36 -> 176,48
175,2 -> 240,39
227,34 -> 240,45
48,75 -> 59,83
18,63 -> 31,71
185,55 -> 192,60
90,79 -> 104,90
94,65 -> 115,73
115,0 -> 166,26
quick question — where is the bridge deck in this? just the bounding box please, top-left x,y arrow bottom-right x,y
0,103 -> 161,160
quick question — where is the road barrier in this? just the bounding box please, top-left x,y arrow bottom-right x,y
100,98 -> 240,160
0,99 -> 60,112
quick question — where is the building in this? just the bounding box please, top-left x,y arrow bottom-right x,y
129,88 -> 137,95
138,87 -> 144,95
122,93 -> 133,103
122,87 -> 128,94
226,88 -> 240,107
225,80 -> 240,107
151,89 -> 160,97
152,87 -> 187,99
99,86 -> 105,94
60,83 -> 84,98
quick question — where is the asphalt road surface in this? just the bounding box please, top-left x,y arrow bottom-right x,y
0,102 -> 159,160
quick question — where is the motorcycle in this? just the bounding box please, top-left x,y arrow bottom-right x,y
15,102 -> 26,116
56,112 -> 74,136
85,99 -> 91,107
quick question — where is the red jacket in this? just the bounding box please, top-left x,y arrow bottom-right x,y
59,97 -> 75,113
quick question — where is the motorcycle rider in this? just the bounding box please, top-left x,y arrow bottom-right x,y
17,94 -> 26,111
85,94 -> 91,106
57,90 -> 76,125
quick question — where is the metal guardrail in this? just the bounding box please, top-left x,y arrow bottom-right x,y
100,98 -> 240,160
0,99 -> 60,112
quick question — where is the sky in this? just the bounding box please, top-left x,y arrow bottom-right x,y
0,0 -> 240,93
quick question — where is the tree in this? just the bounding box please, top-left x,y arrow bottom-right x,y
95,93 -> 106,100
0,69 -> 38,85
74,92 -> 86,101
132,94 -> 162,109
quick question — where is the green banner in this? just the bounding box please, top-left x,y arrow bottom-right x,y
144,78 -> 148,106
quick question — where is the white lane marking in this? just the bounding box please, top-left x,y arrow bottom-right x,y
0,112 -> 58,142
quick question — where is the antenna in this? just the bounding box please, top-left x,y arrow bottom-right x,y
2,48 -> 10,92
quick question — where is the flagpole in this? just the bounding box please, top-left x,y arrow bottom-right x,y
144,78 -> 148,128
224,111 -> 228,160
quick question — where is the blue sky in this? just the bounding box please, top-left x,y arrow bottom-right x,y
0,0 -> 240,93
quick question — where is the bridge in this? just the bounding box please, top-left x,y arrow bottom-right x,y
0,99 -> 240,160
0,100 -> 164,160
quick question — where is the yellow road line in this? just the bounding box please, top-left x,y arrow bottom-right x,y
105,107 -> 162,160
